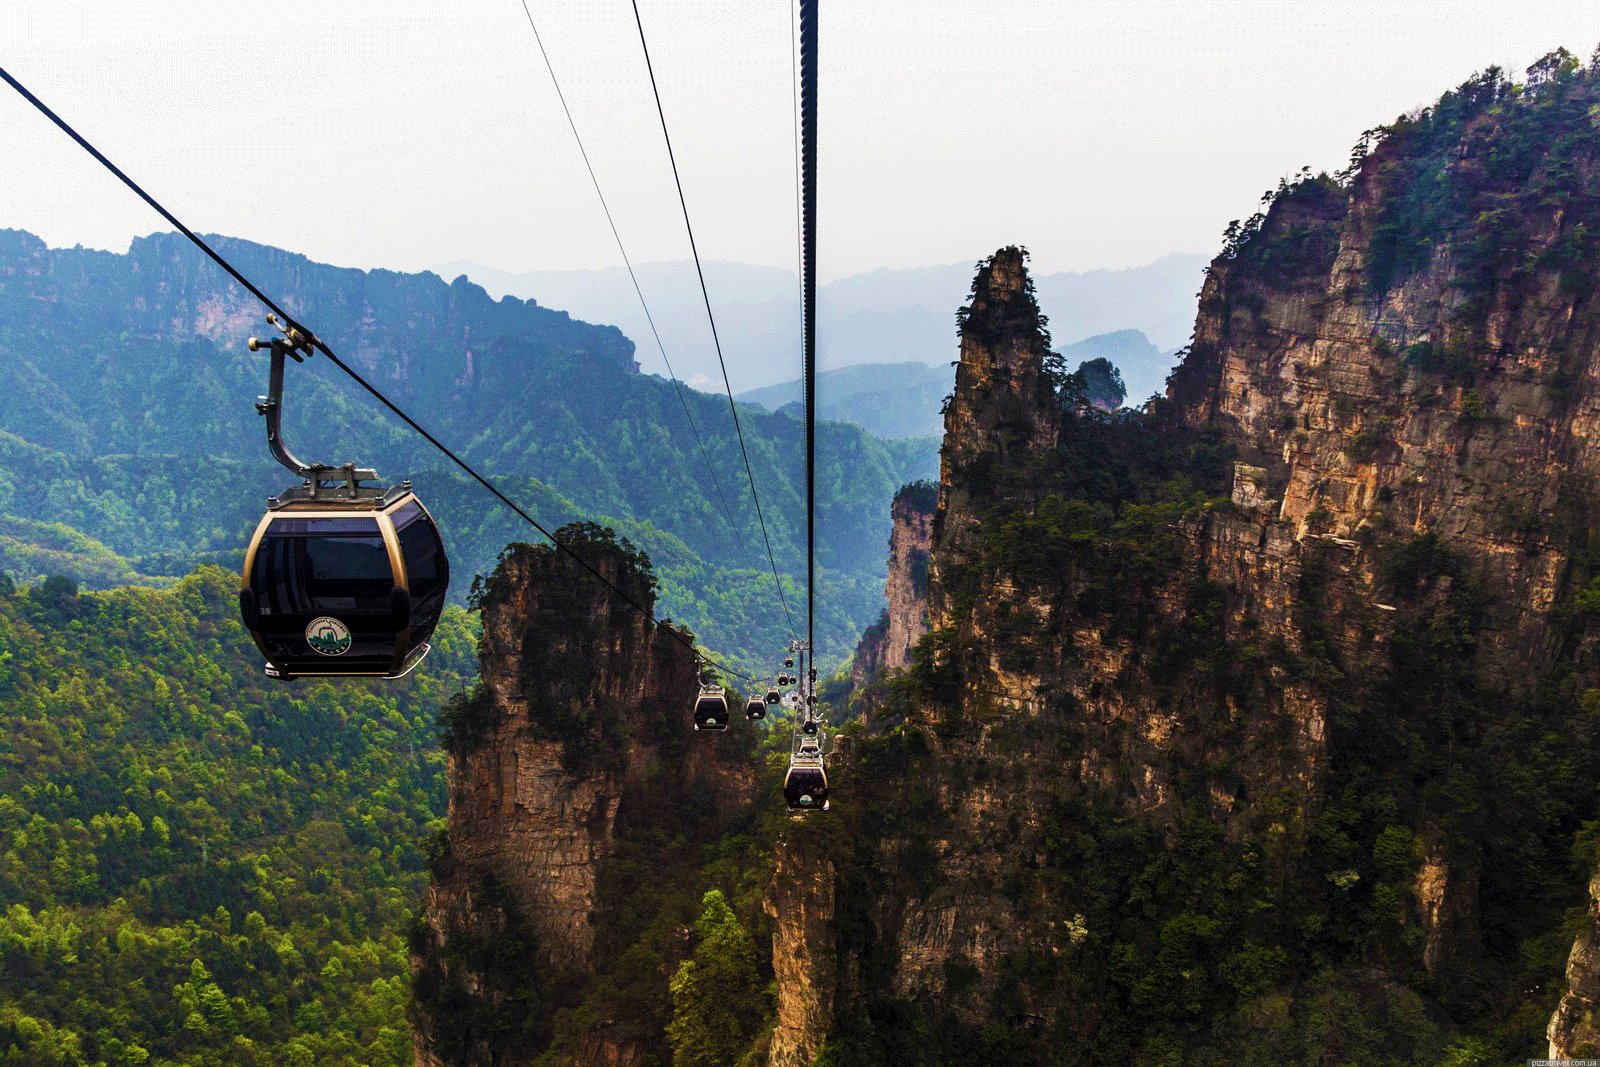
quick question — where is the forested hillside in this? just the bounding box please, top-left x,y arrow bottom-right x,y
0,230 -> 935,669
0,568 -> 479,1065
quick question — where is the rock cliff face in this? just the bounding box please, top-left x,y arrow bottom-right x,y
775,55 -> 1600,1063
850,483 -> 935,686
763,835 -> 836,1067
411,529 -> 757,1066
927,246 -> 1332,826
1551,871 -> 1600,1058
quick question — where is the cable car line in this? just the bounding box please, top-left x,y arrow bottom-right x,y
0,63 -> 756,684
796,0 -> 812,668
628,0 -> 799,642
787,0 -> 804,364
515,0 -> 752,568
781,0 -> 828,814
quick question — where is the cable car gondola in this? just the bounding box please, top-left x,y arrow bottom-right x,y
784,741 -> 829,812
745,693 -> 766,720
694,684 -> 729,731
765,687 -> 781,706
237,320 -> 448,680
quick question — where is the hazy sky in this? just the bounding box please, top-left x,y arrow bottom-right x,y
3,1 -> 1595,282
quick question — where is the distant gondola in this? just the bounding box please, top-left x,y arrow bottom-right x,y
765,688 -> 781,706
745,694 -> 767,720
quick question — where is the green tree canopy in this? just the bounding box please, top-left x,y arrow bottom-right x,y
667,890 -> 766,1067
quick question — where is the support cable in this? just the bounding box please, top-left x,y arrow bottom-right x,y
799,0 -> 819,664
788,0 -> 804,372
515,0 -> 751,566
628,0 -> 799,642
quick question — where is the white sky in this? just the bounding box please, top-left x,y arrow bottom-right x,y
3,1 -> 1596,282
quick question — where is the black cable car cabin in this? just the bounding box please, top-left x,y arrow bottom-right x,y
765,688 -> 781,706
695,686 -> 729,731
745,694 -> 766,720
241,491 -> 448,680
784,752 -> 829,812
237,319 -> 448,680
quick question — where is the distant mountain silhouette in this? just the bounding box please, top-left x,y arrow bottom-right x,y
737,362 -> 951,440
1057,328 -> 1168,403
734,329 -> 1169,440
434,253 -> 1207,393
0,229 -> 933,667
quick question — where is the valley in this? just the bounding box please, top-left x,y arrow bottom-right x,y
1,32 -> 1598,1067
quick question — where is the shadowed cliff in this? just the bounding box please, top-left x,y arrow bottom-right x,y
410,525 -> 762,1066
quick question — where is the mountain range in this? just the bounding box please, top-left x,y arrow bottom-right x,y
733,328 -> 1163,439
433,252 -> 1206,398
4,41 -> 1599,1067
0,228 -> 933,670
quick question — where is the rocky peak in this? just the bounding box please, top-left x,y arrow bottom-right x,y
411,526 -> 756,1066
932,246 -> 1061,630
939,248 -> 1059,483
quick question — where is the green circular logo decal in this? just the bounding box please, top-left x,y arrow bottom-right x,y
306,616 -> 352,656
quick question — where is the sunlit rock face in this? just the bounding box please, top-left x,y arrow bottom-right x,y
412,61 -> 1600,1063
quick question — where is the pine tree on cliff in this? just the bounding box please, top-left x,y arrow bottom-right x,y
666,890 -> 765,1067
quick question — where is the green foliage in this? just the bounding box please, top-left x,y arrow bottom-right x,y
1069,357 -> 1127,411
1361,52 -> 1600,300
1401,341 -> 1476,384
0,566 -> 478,1066
1293,531 -> 1600,1050
1215,170 -> 1344,277
894,479 -> 939,515
666,890 -> 766,1067
515,528 -> 649,774
408,870 -> 551,1062
961,406 -> 1231,638
1457,389 -> 1491,421
1574,576 -> 1600,616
